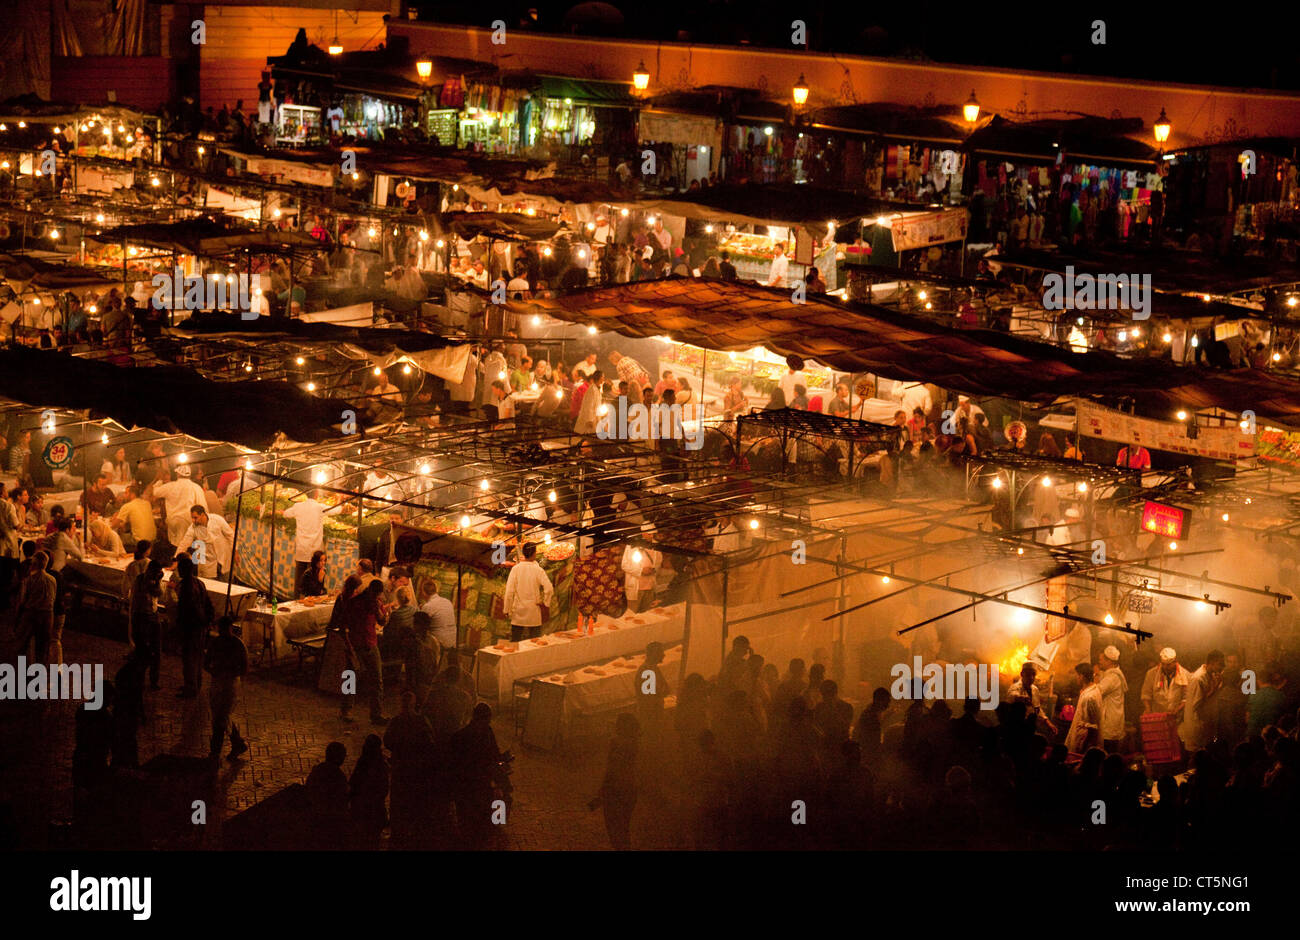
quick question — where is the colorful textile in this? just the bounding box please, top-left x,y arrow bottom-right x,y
572,546 -> 626,616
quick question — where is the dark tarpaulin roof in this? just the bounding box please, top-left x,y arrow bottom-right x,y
1003,246 -> 1300,297
624,184 -> 922,235
0,347 -> 356,448
806,103 -> 966,145
498,71 -> 633,106
0,254 -> 115,290
442,210 -> 562,241
88,218 -> 319,256
510,278 -> 1300,428
173,312 -> 461,353
964,116 -> 1157,168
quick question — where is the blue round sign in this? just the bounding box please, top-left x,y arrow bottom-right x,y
42,436 -> 75,470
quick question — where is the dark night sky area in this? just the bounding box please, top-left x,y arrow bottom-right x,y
415,1 -> 1300,92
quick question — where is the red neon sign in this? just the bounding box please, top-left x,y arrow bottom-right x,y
1141,501 -> 1188,539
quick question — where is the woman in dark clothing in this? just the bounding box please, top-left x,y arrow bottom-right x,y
591,712 -> 640,849
297,550 -> 327,598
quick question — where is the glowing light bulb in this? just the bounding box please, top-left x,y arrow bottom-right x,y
1176,410 -> 1188,421
367,227 -> 377,238
632,549 -> 643,564
460,515 -> 471,529
177,453 -> 188,464
244,362 -> 253,373
597,404 -> 609,416
373,367 -> 382,376
544,532 -> 552,544
1041,476 -> 1052,487
555,389 -> 563,399
244,458 -> 254,471
418,230 -> 429,242
100,433 -> 109,444
542,247 -> 552,257
198,146 -> 205,155
295,356 -> 305,365
748,519 -> 759,530
306,382 -> 316,391
1162,332 -> 1172,342
351,172 -> 359,180
547,490 -> 557,502
1273,352 -> 1282,362
705,224 -> 714,234
620,208 -> 629,217
1118,331 -> 1127,341
497,371 -> 507,380
532,315 -> 542,326
1076,482 -> 1088,493
418,464 -> 430,475
990,477 -> 1003,489
882,576 -> 890,584
402,364 -> 411,375
587,325 -> 597,335
918,291 -> 927,301
48,230 -> 58,240
1221,512 -> 1230,522
1016,547 -> 1024,555
313,470 -> 327,484
150,177 -> 160,187
1169,541 -> 1178,551
1104,613 -> 1114,625
479,479 -> 490,491
435,239 -> 445,248
95,213 -> 104,223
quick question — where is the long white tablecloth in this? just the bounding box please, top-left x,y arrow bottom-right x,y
474,603 -> 686,700
531,643 -> 683,725
244,599 -> 336,660
64,555 -> 259,618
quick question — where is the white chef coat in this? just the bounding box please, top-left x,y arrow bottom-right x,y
284,497 -> 326,562
154,478 -> 206,542
1098,665 -> 1128,740
1066,683 -> 1103,753
503,558 -> 555,627
767,253 -> 789,287
621,545 -> 661,601
177,512 -> 234,578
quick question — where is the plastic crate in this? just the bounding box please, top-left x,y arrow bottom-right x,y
1140,712 -> 1181,763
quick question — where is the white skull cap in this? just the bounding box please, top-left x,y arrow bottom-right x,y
1159,647 -> 1177,663
1103,645 -> 1121,662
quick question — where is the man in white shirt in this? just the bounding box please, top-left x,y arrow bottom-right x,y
489,380 -> 516,421
1180,650 -> 1225,751
1096,645 -> 1128,752
153,466 -> 206,545
363,467 -> 405,512
778,355 -> 807,405
711,516 -> 742,554
282,490 -> 329,586
176,504 -> 235,579
592,215 -> 613,246
899,383 -> 933,418
766,242 -> 790,288
1141,647 -> 1190,716
449,349 -> 478,413
420,580 -> 457,649
574,352 -> 598,381
621,536 -> 661,613
1065,662 -> 1103,754
506,270 -> 531,300
502,541 -> 555,641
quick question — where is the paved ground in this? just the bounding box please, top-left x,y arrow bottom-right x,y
0,613 -> 691,850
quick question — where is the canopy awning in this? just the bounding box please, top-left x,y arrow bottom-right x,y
964,116 -> 1158,168
509,279 -> 1300,428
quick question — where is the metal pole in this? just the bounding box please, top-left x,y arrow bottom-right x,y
455,562 -> 463,650
268,479 -> 278,599
225,467 -> 246,616
720,564 -> 730,666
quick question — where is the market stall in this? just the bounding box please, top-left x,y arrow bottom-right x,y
474,601 -> 686,700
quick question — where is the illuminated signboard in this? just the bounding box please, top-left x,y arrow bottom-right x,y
1141,500 -> 1189,539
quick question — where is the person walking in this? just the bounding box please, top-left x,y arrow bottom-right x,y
344,579 -> 390,724
173,554 -> 213,698
15,550 -> 57,662
129,559 -> 164,690
205,615 -> 249,762
590,712 -> 640,849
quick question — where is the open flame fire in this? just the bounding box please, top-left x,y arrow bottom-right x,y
997,644 -> 1031,678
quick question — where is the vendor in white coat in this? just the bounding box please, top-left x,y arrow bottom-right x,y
1141,647 -> 1190,716
1097,645 -> 1128,752
621,528 -> 661,614
503,540 -> 555,642
1180,650 -> 1225,751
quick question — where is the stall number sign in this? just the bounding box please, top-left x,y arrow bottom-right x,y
42,436 -> 74,470
1141,500 -> 1188,539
